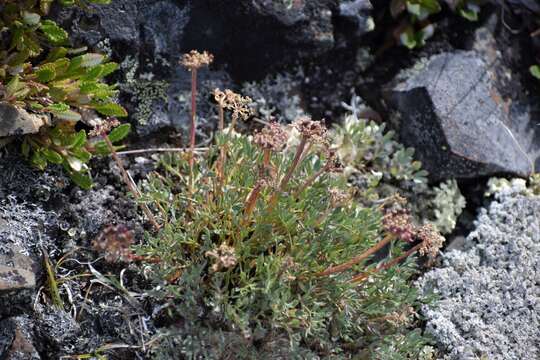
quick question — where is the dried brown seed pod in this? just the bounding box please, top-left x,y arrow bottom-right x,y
382,209 -> 416,243
253,122 -> 289,152
92,224 -> 134,262
417,224 -> 445,259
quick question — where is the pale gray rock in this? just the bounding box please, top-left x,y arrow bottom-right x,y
0,102 -> 50,138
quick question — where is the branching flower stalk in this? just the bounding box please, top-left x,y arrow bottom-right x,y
181,50 -> 214,187
212,89 -> 253,192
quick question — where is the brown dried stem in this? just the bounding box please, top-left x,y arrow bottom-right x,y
104,136 -> 160,231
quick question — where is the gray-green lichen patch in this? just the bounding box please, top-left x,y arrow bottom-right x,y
417,186 -> 540,360
242,68 -> 306,122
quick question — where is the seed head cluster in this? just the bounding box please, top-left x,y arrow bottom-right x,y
92,224 -> 134,262
214,88 -> 253,121
329,188 -> 350,206
205,244 -> 238,272
88,118 -> 121,137
293,116 -> 328,143
383,209 -> 416,243
180,50 -> 214,70
417,224 -> 445,259
253,122 -> 289,151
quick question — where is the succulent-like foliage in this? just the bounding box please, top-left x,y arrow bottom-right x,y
0,0 -> 127,187
332,112 -> 465,235
131,112 -> 439,358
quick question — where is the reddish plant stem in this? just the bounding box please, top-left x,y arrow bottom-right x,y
218,105 -> 224,131
189,68 -> 198,170
279,136 -> 307,191
318,234 -> 395,277
104,136 -> 160,232
243,182 -> 263,221
127,253 -> 161,264
349,241 -> 423,284
266,137 -> 308,211
296,165 -> 328,196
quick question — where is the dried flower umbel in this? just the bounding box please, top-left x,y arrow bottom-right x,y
205,244 -> 238,272
417,224 -> 445,260
383,209 -> 416,243
181,50 -> 214,70
253,122 -> 288,152
93,224 -> 135,262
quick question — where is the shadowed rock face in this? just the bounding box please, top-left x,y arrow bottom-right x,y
388,51 -> 537,180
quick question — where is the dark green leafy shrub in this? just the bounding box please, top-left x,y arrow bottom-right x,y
0,0 -> 127,187
390,0 -> 483,49
131,112 -> 439,358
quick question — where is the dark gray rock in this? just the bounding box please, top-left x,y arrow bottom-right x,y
0,245 -> 37,318
338,0 -> 374,36
388,51 -> 536,180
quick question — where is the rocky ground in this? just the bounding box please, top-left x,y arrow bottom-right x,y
1,0 -> 540,359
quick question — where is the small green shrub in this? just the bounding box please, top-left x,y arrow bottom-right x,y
332,112 -> 465,235
124,105 -> 443,357
0,0 -> 127,187
390,0 -> 483,49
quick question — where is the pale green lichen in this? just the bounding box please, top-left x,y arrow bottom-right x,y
334,97 -> 465,234
426,179 -> 466,234
119,56 -> 169,125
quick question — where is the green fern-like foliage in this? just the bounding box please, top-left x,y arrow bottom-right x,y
0,0 -> 127,188
136,118 -> 433,359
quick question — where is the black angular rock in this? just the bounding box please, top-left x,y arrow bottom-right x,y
388,51 -> 536,180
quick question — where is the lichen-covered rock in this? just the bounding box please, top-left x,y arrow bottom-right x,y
0,245 -> 37,317
388,51 -> 536,180
417,189 -> 540,360
0,316 -> 40,360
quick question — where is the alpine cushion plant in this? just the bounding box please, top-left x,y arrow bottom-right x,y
0,0 -> 128,188
126,93 -> 442,357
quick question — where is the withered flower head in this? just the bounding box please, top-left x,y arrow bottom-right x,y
223,89 -> 253,121
293,116 -> 327,143
417,224 -> 445,259
329,188 -> 350,206
88,118 -> 121,138
92,224 -> 134,262
253,122 -> 289,151
180,50 -> 214,70
205,243 -> 238,272
382,209 -> 416,243
213,88 -> 227,107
